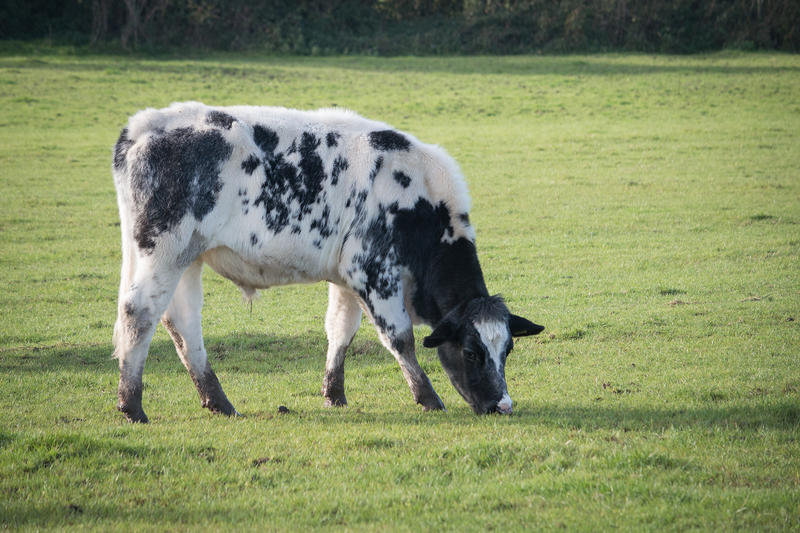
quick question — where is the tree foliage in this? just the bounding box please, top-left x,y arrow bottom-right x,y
1,0 -> 798,53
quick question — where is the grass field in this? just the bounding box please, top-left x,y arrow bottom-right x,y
0,49 -> 799,531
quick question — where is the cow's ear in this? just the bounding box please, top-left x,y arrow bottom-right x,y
509,314 -> 544,337
423,318 -> 457,348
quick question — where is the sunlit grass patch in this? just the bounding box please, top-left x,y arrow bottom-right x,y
0,50 -> 798,531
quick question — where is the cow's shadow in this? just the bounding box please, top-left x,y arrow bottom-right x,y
323,399 -> 800,433
483,401 -> 799,432
0,330 -> 393,376
3,333 -> 797,433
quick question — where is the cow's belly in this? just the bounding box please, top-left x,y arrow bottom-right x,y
202,246 -> 324,291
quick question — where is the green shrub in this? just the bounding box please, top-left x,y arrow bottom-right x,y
2,0 -> 799,53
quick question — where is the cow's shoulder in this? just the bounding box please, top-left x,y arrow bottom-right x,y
400,141 -> 475,244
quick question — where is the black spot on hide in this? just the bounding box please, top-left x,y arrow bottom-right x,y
351,203 -> 400,302
253,125 -> 279,154
369,130 -> 411,151
131,127 -> 233,251
326,131 -> 340,147
206,110 -> 236,129
241,154 -> 260,174
369,156 -> 384,182
393,170 -> 411,188
343,188 -> 368,231
330,155 -> 348,186
250,233 -> 258,246
309,204 -> 333,248
371,313 -> 393,335
458,213 -> 470,226
251,130 -> 336,243
253,151 -> 296,233
298,132 -> 325,206
113,128 -> 133,170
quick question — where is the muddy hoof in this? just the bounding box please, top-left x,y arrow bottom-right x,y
202,396 -> 237,416
323,394 -> 347,407
419,394 -> 446,412
118,404 -> 149,423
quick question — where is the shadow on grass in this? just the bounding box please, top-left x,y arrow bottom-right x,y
317,400 -> 800,433
0,332 -> 386,375
0,501 -> 271,530
0,432 -> 248,528
2,335 -> 797,433
517,401 -> 800,431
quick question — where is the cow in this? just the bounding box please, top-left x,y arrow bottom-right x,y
111,101 -> 543,423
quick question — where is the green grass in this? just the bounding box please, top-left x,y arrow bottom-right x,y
1,50 -> 799,531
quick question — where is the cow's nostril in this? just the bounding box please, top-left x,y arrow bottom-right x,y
495,393 -> 513,414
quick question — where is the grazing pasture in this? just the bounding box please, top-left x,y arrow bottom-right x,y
0,50 -> 798,530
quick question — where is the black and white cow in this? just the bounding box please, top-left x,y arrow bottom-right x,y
112,101 -> 543,423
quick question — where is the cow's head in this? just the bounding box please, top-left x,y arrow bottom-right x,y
423,295 -> 543,414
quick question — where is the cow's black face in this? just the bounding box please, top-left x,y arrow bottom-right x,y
423,296 -> 544,415
434,335 -> 508,414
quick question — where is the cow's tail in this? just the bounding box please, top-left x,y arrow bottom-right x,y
112,217 -> 136,360
111,133 -> 137,360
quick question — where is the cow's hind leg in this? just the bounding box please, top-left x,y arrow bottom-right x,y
322,283 -> 362,407
114,258 -> 183,423
161,259 -> 237,416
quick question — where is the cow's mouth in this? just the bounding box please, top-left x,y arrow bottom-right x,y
492,403 -> 512,415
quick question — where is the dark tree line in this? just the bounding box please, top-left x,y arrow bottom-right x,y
1,0 -> 798,53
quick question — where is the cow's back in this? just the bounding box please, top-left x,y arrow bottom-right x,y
112,102 -> 474,291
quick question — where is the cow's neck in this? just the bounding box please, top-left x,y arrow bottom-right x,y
389,198 -> 487,326
415,238 -> 489,326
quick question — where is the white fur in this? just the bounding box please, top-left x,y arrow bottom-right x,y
474,318 -> 513,413
474,319 -> 509,373
118,102 -> 474,298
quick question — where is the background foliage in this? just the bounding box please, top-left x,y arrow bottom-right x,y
1,0 -> 799,54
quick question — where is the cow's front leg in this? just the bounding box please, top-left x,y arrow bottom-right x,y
162,259 -> 237,416
368,299 -> 445,411
389,329 -> 446,411
322,283 -> 362,407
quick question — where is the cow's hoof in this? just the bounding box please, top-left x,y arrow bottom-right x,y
321,372 -> 346,408
419,395 -> 446,412
118,404 -> 149,423
202,396 -> 237,416
323,394 -> 348,407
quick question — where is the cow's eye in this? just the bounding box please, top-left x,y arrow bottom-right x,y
464,347 -> 485,365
